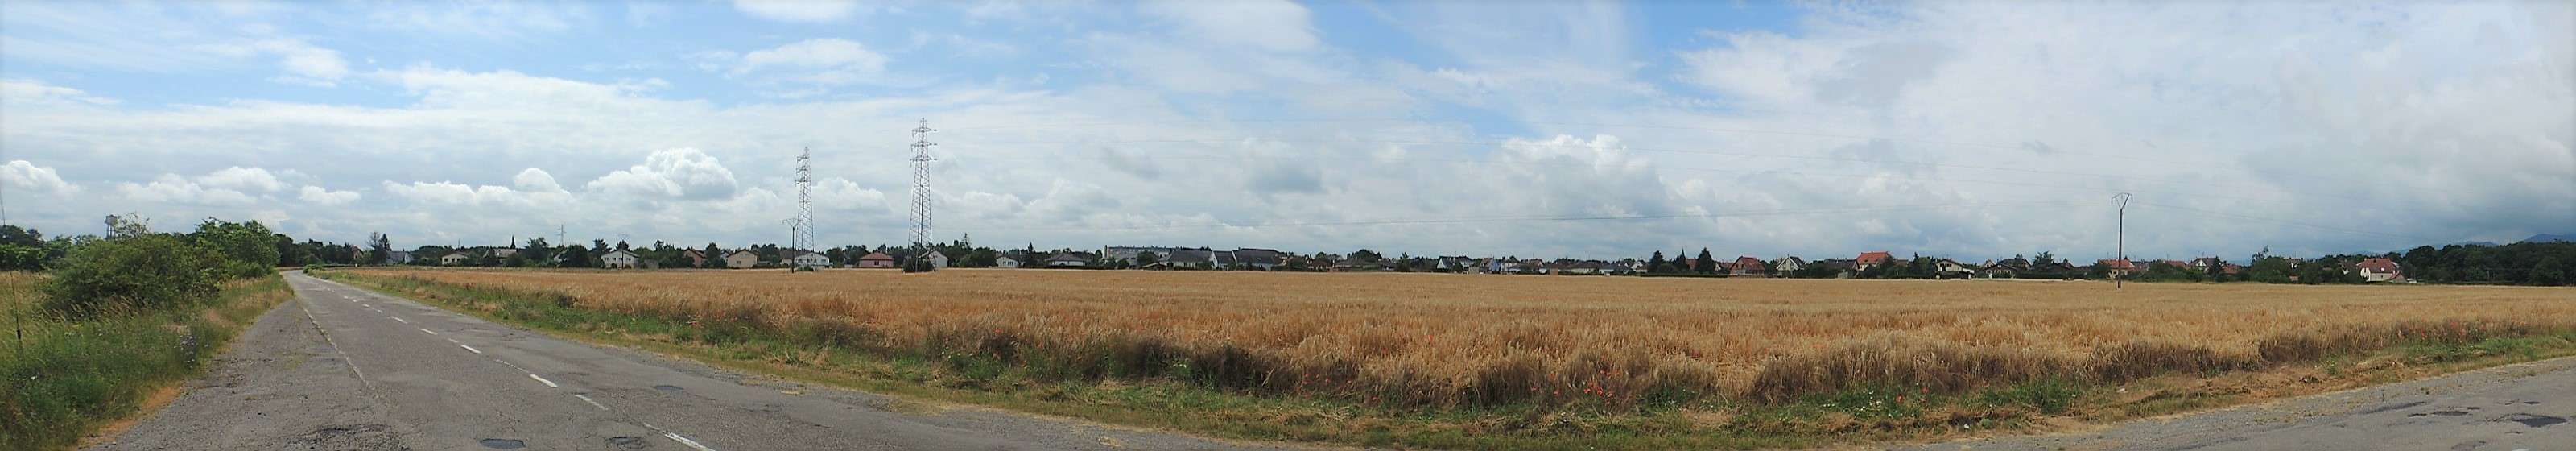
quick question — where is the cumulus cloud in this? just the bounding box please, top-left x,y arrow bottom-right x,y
732,0 -> 862,23
298,185 -> 361,205
513,168 -> 564,192
118,174 -> 259,206
585,148 -> 740,201
3,160 -> 77,194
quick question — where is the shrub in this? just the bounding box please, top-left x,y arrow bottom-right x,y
41,234 -> 227,318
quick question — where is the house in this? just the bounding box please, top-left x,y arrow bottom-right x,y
1167,248 -> 1216,268
1234,248 -> 1282,271
683,249 -> 708,267
1856,251 -> 1895,271
1818,259 -> 1859,278
1983,257 -> 2030,279
724,250 -> 761,269
601,250 -> 641,268
2353,258 -> 2404,283
1770,256 -> 1806,274
491,248 -> 518,259
2189,257 -> 2227,271
1101,246 -> 1177,265
2036,261 -> 2082,275
857,252 -> 897,268
996,254 -> 1022,268
440,252 -> 472,266
792,251 -> 832,268
1045,252 -> 1092,267
1933,259 -> 1975,278
925,251 -> 951,269
2099,259 -> 2142,276
386,250 -> 415,265
1731,256 -> 1768,277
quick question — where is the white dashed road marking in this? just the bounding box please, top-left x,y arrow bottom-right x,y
459,344 -> 481,354
572,394 -> 609,410
420,329 -> 438,335
529,374 -> 559,388
390,317 -> 409,324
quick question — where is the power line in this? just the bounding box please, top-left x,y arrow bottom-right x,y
907,118 -> 938,272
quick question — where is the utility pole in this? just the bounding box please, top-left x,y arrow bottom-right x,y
2112,192 -> 2132,288
794,147 -> 815,269
908,118 -> 938,272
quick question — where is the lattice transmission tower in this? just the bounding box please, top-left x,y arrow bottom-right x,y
908,118 -> 938,271
794,147 -> 815,267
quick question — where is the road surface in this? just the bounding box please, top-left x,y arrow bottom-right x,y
1906,353 -> 2576,450
90,271 -> 1306,451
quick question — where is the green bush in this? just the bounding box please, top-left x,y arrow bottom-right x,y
303,263 -> 325,273
41,234 -> 227,319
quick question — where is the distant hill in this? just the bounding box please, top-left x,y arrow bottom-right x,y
2526,234 -> 2574,243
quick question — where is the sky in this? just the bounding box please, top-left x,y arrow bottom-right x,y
2,0 -> 2570,263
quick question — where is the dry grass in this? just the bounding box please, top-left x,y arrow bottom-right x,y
348,268 -> 2576,408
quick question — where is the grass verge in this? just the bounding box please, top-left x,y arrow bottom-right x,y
319,271 -> 2576,449
0,272 -> 294,450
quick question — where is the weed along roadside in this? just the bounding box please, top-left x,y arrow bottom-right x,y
0,272 -> 294,450
318,268 -> 2576,449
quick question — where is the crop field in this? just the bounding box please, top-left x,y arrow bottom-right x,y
345,268 -> 2576,412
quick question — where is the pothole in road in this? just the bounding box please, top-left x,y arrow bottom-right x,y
606,436 -> 649,449
653,385 -> 683,391
2500,413 -> 2567,428
479,438 -> 526,449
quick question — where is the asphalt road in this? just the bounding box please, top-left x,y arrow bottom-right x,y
90,272 -> 1307,451
1905,353 -> 2576,451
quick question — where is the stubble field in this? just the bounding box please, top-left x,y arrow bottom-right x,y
346,267 -> 2576,413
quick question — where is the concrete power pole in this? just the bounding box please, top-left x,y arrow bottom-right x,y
2112,192 -> 2132,288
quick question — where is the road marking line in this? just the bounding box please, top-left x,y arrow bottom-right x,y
572,394 -> 609,410
420,329 -> 438,335
390,317 -> 409,324
663,432 -> 716,451
459,344 -> 482,354
529,374 -> 559,387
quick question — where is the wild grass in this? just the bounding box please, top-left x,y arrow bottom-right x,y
0,272 -> 294,450
332,268 -> 2576,449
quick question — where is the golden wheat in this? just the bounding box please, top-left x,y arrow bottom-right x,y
353,268 -> 2576,406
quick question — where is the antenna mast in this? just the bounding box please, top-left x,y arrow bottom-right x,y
795,147 -> 815,267
908,118 -> 938,272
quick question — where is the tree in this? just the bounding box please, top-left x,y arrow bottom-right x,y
1352,249 -> 1383,263
700,243 -> 725,268
0,226 -> 47,271
1135,251 -> 1160,267
2533,256 -> 2569,286
1647,251 -> 1668,274
1695,249 -> 1716,274
0,225 -> 39,247
192,218 -> 281,278
43,233 -> 229,317
560,244 -> 592,268
369,231 -> 393,265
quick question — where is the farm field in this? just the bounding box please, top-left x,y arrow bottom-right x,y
332,267 -> 2576,449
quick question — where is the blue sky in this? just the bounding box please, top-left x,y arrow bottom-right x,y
2,0 -> 2570,262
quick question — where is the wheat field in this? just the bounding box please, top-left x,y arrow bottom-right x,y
353,268 -> 2575,407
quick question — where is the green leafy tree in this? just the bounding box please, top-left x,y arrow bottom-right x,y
1646,251 -> 1668,274
369,232 -> 392,265
2533,256 -> 2569,286
190,218 -> 281,278
1695,249 -> 1715,274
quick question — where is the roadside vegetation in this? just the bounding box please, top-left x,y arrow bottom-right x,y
0,216 -> 296,450
321,268 -> 2576,449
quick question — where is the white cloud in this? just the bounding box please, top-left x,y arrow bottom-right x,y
585,148 -> 740,201
1,79 -> 120,107
1138,0 -> 1319,52
194,166 -> 290,192
298,185 -> 360,205
730,39 -> 889,85
732,0 -> 863,23
118,174 -> 258,206
513,168 -> 564,192
196,38 -> 349,85
2,160 -> 77,195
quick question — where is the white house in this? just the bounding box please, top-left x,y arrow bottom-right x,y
926,251 -> 951,268
440,252 -> 472,266
996,254 -> 1022,268
793,252 -> 831,268
601,250 -> 641,268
